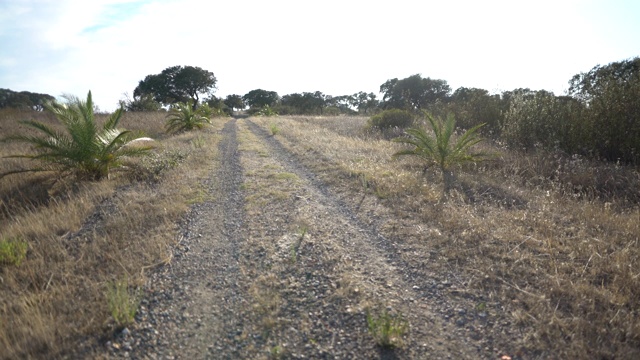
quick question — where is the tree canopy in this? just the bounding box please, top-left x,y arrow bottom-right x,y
568,57 -> 640,162
224,94 -> 245,111
281,91 -> 326,114
133,65 -> 217,107
0,89 -> 55,111
380,74 -> 451,110
243,89 -> 280,108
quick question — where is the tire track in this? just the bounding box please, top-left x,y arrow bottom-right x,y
241,119 -> 483,358
108,119 -> 250,359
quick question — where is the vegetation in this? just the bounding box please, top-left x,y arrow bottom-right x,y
280,91 -> 327,114
447,87 -> 502,135
0,237 -> 28,266
251,115 -> 640,358
249,105 -> 278,117
205,95 -> 232,116
243,89 -> 280,109
0,109 -> 221,358
366,309 -> 408,348
134,65 -> 217,107
368,109 -> 414,130
2,55 -> 639,358
568,57 -> 640,163
1,91 -> 154,181
380,74 -> 451,111
106,276 -> 141,328
224,94 -> 245,112
393,113 -> 486,197
269,122 -> 280,136
118,93 -> 162,112
0,88 -> 55,111
165,101 -> 213,133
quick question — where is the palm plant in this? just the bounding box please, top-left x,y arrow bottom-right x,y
1,91 -> 154,180
393,112 -> 487,198
165,101 -> 212,133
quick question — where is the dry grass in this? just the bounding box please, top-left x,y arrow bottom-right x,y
0,108 -> 224,359
251,115 -> 640,359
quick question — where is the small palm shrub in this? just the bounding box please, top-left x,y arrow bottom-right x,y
393,112 -> 487,198
1,91 -> 154,180
368,109 -> 414,130
165,101 -> 212,133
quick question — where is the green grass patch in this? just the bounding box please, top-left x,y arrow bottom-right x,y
106,276 -> 141,329
0,237 -> 28,266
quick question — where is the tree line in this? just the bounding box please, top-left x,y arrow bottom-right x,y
0,89 -> 55,111
3,58 -> 639,164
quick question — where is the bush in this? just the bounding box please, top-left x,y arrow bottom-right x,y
368,109 -> 414,130
119,93 -> 162,112
501,91 -> 585,153
249,105 -> 278,117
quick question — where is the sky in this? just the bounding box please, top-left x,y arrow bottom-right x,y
0,0 -> 638,111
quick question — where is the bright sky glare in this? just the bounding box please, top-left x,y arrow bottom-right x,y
1,0 -> 638,111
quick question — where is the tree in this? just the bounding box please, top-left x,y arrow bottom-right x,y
243,89 -> 279,108
205,95 -> 232,116
0,89 -> 55,111
448,87 -> 502,134
568,57 -> 640,163
393,113 -> 486,198
352,91 -> 379,114
281,91 -> 326,114
133,66 -> 217,108
224,94 -> 245,111
380,74 -> 451,111
1,91 -> 154,180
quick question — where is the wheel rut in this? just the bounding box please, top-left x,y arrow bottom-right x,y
103,117 -> 486,359
238,119 -> 483,358
107,119 -> 249,358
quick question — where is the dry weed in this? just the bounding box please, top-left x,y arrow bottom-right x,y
0,109 -> 225,358
251,115 -> 640,358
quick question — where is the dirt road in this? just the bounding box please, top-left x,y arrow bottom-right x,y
103,118 -> 504,359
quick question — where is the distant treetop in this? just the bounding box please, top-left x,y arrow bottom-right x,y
0,89 -> 55,111
134,65 -> 217,108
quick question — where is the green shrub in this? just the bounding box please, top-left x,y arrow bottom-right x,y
368,109 -> 414,130
251,105 -> 278,117
166,101 -> 212,133
0,238 -> 28,266
393,112 -> 487,198
501,91 -> 584,152
119,93 -> 162,112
